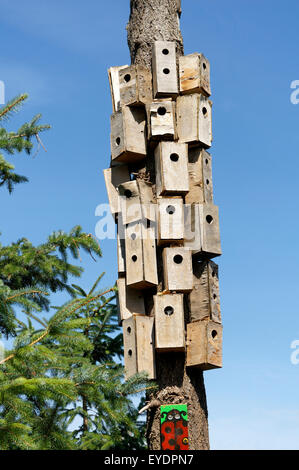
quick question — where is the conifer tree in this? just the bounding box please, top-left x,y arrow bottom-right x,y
0,94 -> 151,449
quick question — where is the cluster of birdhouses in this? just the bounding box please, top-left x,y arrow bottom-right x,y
104,41 -> 223,380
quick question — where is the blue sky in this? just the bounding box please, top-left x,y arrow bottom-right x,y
1,0 -> 299,450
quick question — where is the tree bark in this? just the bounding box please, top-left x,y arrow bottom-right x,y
127,0 -> 210,451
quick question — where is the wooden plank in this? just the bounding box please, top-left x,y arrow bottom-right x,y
161,404 -> 189,450
152,41 -> 178,98
135,315 -> 156,379
186,320 -> 223,370
117,278 -> 145,324
154,294 -> 185,352
155,142 -> 189,196
123,316 -> 138,379
119,65 -> 152,107
108,65 -> 128,112
103,166 -> 130,219
177,94 -> 212,147
125,220 -> 158,289
147,100 -> 176,140
189,261 -> 221,324
110,106 -> 147,163
179,53 -> 211,97
117,217 -> 126,275
157,197 -> 184,245
185,148 -> 213,204
163,247 -> 193,292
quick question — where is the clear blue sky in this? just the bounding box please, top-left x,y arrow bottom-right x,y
1,0 -> 299,450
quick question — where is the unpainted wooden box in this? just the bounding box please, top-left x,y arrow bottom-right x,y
125,220 -> 158,289
103,166 -> 130,220
119,180 -> 156,224
123,315 -> 156,379
157,197 -> 184,245
179,53 -> 211,97
108,65 -> 128,112
110,106 -> 147,163
154,294 -> 185,352
147,101 -> 176,140
189,261 -> 221,324
186,320 -> 222,370
119,65 -> 152,107
117,278 -> 145,324
185,148 -> 213,205
163,247 -> 193,292
152,41 -> 178,98
177,94 -> 212,147
184,203 -> 221,259
155,142 -> 189,196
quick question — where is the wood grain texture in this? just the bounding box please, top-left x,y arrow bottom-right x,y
108,65 -> 129,112
157,197 -> 184,245
177,94 -> 212,147
186,320 -> 222,370
110,106 -> 147,163
147,100 -> 176,140
179,53 -> 211,97
185,147 -> 213,205
155,142 -> 189,196
163,247 -> 193,292
152,41 -> 178,98
119,65 -> 153,107
189,261 -> 221,324
117,278 -> 145,324
154,293 -> 185,352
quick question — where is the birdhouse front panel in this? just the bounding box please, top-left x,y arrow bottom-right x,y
157,197 -> 184,245
152,41 -> 178,98
154,294 -> 185,352
179,53 -> 211,97
119,65 -> 152,107
155,142 -> 189,196
147,101 -> 176,140
163,247 -> 193,292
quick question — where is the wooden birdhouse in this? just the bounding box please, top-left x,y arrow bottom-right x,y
186,320 -> 222,370
179,53 -> 211,97
157,198 -> 184,245
185,147 -> 213,205
119,65 -> 152,107
108,65 -> 128,112
117,278 -> 145,324
155,142 -> 189,196
154,294 -> 185,352
147,100 -> 176,140
163,247 -> 193,292
177,94 -> 212,147
118,180 -> 156,225
152,41 -> 178,98
125,220 -> 158,289
103,165 -> 130,220
123,315 -> 156,380
184,203 -> 221,259
110,106 -> 147,163
189,260 -> 221,324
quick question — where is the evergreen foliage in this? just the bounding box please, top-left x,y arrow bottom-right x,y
0,95 -> 151,449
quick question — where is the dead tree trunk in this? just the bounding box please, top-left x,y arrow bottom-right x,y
127,0 -> 210,451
